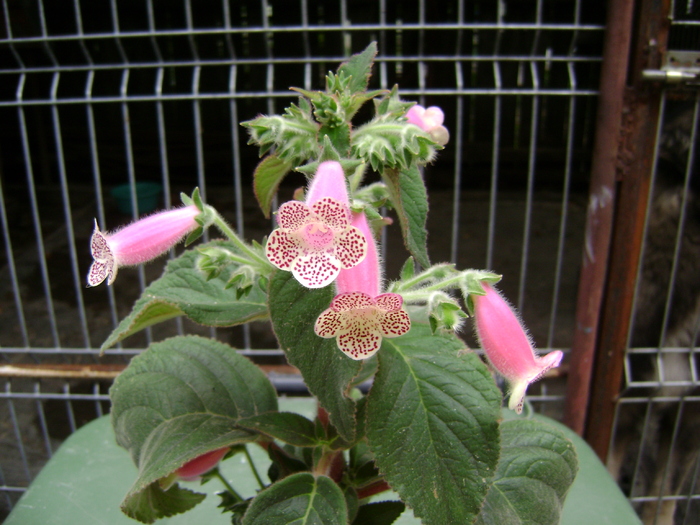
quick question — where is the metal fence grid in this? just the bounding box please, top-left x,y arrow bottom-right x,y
0,0 -> 606,517
607,90 -> 700,524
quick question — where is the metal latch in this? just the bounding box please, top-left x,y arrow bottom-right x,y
643,51 -> 700,84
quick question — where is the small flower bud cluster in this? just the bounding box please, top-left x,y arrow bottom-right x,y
405,105 -> 450,146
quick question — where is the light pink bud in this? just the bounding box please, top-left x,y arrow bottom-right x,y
335,212 -> 380,298
473,284 -> 563,414
87,205 -> 200,287
304,161 -> 349,207
175,447 -> 229,481
406,104 -> 450,146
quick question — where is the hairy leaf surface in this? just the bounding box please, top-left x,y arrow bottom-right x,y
366,324 -> 501,525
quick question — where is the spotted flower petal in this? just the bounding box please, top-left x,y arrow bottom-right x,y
331,291 -> 374,312
291,252 -> 342,289
334,227 -> 369,270
88,222 -> 117,286
314,291 -> 411,360
277,200 -> 312,230
375,293 -> 404,311
338,326 -> 383,360
311,197 -> 351,231
379,309 -> 412,337
265,229 -> 304,270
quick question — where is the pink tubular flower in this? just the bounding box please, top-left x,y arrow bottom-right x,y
87,205 -> 200,287
265,161 -> 368,288
314,212 -> 411,360
176,447 -> 229,481
473,283 -> 563,414
406,104 -> 450,146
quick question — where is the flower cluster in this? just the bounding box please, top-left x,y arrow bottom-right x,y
267,161 -> 411,359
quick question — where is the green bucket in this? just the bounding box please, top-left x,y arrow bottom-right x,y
110,182 -> 163,215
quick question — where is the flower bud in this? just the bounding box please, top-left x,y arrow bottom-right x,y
473,283 -> 563,413
304,161 -> 349,207
87,205 -> 201,287
175,447 -> 229,481
406,104 -> 450,146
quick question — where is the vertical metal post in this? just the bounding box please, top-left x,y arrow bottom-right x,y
585,0 -> 672,458
563,0 -> 636,435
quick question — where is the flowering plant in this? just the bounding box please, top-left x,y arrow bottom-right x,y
96,43 -> 577,525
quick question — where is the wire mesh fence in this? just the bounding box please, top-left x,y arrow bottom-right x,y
0,0 -> 608,517
607,90 -> 700,523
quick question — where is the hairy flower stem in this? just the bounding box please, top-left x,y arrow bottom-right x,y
207,206 -> 271,269
244,446 -> 266,490
391,264 -> 460,293
395,268 -> 501,303
213,467 -> 243,503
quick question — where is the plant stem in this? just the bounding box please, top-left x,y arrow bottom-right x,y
393,264 -> 458,292
313,448 -> 338,477
213,467 -> 244,503
207,207 -> 270,268
400,276 -> 463,302
244,446 -> 266,490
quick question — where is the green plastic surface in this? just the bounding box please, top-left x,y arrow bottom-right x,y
6,399 -> 641,525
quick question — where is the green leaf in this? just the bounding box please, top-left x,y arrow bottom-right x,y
399,257 -> 415,281
254,155 -> 294,218
353,501 -> 406,525
366,324 -> 502,525
101,242 -> 268,350
267,445 -> 311,483
242,473 -> 347,525
347,440 -> 381,489
337,42 -> 377,95
237,412 -> 319,447
110,335 -> 278,523
475,419 -> 579,525
111,335 -> 278,466
268,271 -> 362,442
382,165 -> 430,268
121,481 -> 206,524
319,122 -> 351,157
344,486 -> 359,524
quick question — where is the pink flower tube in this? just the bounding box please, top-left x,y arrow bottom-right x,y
315,212 -> 411,360
87,205 -> 200,287
175,447 -> 230,481
265,161 -> 368,288
473,283 -> 563,414
405,104 -> 450,146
